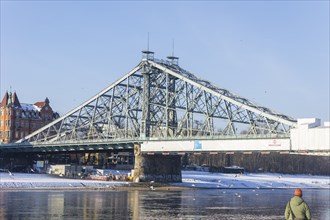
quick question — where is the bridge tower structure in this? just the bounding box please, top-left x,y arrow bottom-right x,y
11,51 -> 297,182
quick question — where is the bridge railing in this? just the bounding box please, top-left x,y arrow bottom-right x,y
1,133 -> 290,149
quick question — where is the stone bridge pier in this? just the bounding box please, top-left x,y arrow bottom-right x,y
133,144 -> 182,182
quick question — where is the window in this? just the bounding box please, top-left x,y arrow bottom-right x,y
15,132 -> 19,139
0,120 -> 2,126
6,131 -> 10,138
6,120 -> 11,126
15,122 -> 20,128
0,110 -> 2,116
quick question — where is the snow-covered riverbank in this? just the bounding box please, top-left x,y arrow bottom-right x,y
173,171 -> 330,189
0,172 -> 128,189
0,171 -> 329,190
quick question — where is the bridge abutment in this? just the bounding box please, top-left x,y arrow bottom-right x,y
133,144 -> 182,182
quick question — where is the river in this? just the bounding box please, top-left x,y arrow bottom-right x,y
0,189 -> 328,219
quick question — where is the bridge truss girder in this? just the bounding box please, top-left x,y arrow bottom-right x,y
19,53 -> 297,144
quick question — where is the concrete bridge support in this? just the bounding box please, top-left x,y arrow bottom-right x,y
133,144 -> 182,182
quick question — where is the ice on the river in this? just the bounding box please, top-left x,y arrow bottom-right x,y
0,170 -> 329,189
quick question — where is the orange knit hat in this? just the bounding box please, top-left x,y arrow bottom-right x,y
294,188 -> 303,197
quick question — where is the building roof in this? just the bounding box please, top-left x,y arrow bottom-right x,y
12,92 -> 21,108
0,91 -> 52,113
34,101 -> 45,108
21,103 -> 41,112
0,91 -> 21,108
0,92 -> 9,107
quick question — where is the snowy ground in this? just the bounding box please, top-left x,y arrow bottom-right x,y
0,170 -> 329,189
172,171 -> 330,189
0,171 -> 129,189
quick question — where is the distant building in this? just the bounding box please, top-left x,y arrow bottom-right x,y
0,91 -> 59,143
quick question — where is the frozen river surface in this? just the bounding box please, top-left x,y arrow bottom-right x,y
0,171 -> 329,219
0,189 -> 329,219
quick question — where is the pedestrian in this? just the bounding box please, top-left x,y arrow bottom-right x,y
284,188 -> 311,220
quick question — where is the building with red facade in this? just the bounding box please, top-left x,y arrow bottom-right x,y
0,91 -> 59,143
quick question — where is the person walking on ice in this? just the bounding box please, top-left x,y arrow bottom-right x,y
285,188 -> 311,220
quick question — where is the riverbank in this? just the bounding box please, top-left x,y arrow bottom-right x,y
0,172 -> 188,191
1,171 -> 329,190
174,171 -> 330,189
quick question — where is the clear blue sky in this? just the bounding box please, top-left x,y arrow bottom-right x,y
1,1 -> 329,122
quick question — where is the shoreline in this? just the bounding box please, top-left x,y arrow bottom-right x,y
1,186 -> 329,191
1,171 -> 329,191
0,186 -> 192,191
0,179 -> 193,191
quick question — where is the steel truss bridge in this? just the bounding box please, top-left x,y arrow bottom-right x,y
1,51 -> 308,154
